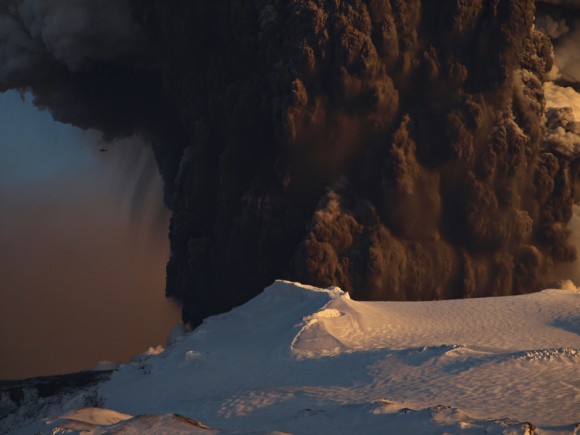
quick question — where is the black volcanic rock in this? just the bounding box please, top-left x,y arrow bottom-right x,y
0,370 -> 113,420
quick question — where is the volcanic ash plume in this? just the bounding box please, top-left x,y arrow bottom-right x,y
0,0 -> 184,205
536,0 -> 580,86
2,0 -> 580,326
536,0 -> 580,158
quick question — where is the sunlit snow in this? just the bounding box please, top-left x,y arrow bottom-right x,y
3,280 -> 579,434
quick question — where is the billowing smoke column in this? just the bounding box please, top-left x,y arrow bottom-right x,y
0,0 -> 184,205
536,0 -> 580,154
536,0 -> 580,88
2,0 -> 580,326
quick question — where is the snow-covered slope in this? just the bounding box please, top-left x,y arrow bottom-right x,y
3,281 -> 580,434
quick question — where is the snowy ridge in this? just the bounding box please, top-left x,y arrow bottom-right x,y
3,280 -> 580,434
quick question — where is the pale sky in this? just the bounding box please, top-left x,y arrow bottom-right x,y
0,90 -> 179,380
0,90 -> 95,188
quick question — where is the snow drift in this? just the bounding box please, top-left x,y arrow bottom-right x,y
3,280 -> 579,434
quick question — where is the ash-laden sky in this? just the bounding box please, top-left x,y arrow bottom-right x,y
0,90 -> 179,380
1,0 -> 580,331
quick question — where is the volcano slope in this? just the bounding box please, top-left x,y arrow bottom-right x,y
3,281 -> 579,434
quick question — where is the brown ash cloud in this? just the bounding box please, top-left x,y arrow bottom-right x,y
1,0 -> 580,326
536,0 -> 580,88
536,0 -> 580,175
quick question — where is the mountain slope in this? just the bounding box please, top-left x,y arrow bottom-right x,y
3,280 -> 579,434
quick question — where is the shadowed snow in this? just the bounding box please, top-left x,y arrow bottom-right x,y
3,281 -> 579,434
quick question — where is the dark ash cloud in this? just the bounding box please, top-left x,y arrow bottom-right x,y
2,0 -> 580,326
536,0 -> 580,86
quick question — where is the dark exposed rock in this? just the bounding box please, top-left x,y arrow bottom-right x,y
0,370 -> 113,420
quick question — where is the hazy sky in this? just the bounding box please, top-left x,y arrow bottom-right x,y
0,90 -> 179,380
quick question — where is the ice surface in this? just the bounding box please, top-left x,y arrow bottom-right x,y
3,280 -> 579,434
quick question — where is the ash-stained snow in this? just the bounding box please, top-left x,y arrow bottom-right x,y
3,281 -> 579,434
